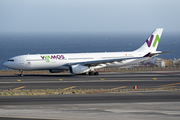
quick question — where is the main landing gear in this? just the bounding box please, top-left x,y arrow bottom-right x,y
88,71 -> 99,76
20,70 -> 23,77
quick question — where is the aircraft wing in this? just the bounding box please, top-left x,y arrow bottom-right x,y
64,51 -> 173,67
64,57 -> 141,67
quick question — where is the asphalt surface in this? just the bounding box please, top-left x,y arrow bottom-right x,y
0,71 -> 180,105
0,91 -> 180,105
0,72 -> 180,90
0,117 -> 51,120
0,72 -> 180,120
0,91 -> 180,120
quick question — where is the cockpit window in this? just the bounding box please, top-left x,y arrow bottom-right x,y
8,59 -> 14,62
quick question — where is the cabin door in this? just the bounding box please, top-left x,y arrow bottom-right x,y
19,57 -> 24,64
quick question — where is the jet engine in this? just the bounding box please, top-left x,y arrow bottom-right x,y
69,64 -> 89,74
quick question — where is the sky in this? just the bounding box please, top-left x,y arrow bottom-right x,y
0,0 -> 180,33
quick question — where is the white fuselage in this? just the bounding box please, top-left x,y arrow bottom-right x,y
3,51 -> 148,71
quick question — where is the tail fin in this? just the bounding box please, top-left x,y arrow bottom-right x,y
135,28 -> 163,53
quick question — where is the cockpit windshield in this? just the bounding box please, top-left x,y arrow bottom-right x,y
8,59 -> 14,62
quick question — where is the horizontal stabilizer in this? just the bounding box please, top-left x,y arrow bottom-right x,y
144,51 -> 173,57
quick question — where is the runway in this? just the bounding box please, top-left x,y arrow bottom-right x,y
0,90 -> 180,105
0,72 -> 180,90
0,91 -> 180,120
0,72 -> 180,120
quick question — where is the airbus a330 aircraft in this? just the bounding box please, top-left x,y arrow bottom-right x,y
4,28 -> 166,76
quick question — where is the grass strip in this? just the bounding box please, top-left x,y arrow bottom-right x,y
0,87 -> 180,96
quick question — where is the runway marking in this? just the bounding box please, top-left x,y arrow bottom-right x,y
122,93 -> 143,95
113,86 -> 127,89
59,79 -> 63,81
100,78 -> 105,80
17,80 -> 21,81
63,86 -> 76,90
159,82 -> 180,87
160,86 -> 177,88
0,78 -> 178,84
152,78 -> 157,80
14,86 -> 25,90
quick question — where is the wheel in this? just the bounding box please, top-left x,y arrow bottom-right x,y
88,71 -> 94,76
77,73 -> 87,75
81,73 -> 87,75
20,70 -> 23,77
94,72 -> 99,75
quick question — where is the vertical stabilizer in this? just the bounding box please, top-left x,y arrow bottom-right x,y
135,28 -> 163,53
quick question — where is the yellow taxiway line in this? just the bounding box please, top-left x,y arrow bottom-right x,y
14,86 -> 25,90
63,86 -> 76,90
113,86 -> 127,89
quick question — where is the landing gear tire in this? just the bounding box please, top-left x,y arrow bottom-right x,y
94,72 -> 99,75
88,71 -> 94,76
88,71 -> 99,76
77,73 -> 87,75
81,73 -> 87,75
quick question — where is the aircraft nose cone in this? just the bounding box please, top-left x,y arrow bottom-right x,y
3,62 -> 9,68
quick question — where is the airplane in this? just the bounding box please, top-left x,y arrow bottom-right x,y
4,28 -> 167,77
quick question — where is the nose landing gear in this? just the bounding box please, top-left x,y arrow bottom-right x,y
20,70 -> 23,77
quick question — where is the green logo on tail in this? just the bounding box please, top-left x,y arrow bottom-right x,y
153,35 -> 160,47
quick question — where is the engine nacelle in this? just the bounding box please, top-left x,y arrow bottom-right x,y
49,69 -> 66,73
69,64 -> 89,74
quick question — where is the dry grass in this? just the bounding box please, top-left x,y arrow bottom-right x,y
0,87 -> 179,96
